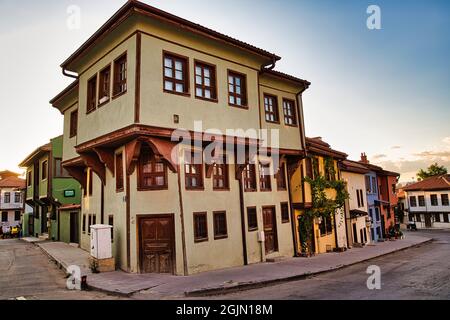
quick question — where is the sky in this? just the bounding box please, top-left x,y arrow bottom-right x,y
0,0 -> 449,183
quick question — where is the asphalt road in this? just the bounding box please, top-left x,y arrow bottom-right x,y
208,229 -> 450,300
1,230 -> 449,300
0,239 -> 120,300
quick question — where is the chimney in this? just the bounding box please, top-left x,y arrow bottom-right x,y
360,153 -> 369,164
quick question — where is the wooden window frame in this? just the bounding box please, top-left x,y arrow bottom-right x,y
319,215 -> 333,236
116,153 -> 124,192
283,98 -> 298,126
243,163 -> 257,192
442,194 -> 449,206
264,94 -> 280,124
418,195 -> 426,207
430,194 -> 438,206
163,51 -> 190,97
212,162 -> 229,191
194,60 -> 217,102
281,202 -> 290,223
86,75 -> 97,114
193,212 -> 208,243
275,163 -> 287,191
435,213 -> 441,223
247,206 -> 258,231
14,211 -> 21,221
1,212 -> 7,222
259,162 -> 272,192
82,214 -> 86,233
69,109 -> 78,138
27,171 -> 32,187
98,64 -> 111,106
184,151 -> 204,191
213,211 -> 228,240
4,192 -> 10,204
54,158 -> 69,178
14,192 -> 21,203
137,148 -> 168,191
409,196 -> 417,207
227,69 -> 248,109
113,53 -> 127,98
41,160 -> 48,181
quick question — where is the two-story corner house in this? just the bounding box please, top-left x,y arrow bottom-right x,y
290,137 -> 348,256
359,154 -> 383,242
404,175 -> 450,229
339,160 -> 371,247
19,136 -> 82,243
0,171 -> 25,229
50,1 -> 310,275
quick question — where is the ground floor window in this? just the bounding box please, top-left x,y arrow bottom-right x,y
319,215 -> 333,236
14,211 -> 20,221
1,212 -> 7,222
82,214 -> 86,233
444,214 -> 449,223
213,211 -> 228,240
435,213 -> 441,222
193,212 -> 208,242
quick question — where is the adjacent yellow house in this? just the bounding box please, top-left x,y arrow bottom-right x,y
290,137 -> 348,255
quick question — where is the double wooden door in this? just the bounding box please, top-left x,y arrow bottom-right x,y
139,215 -> 175,274
263,207 -> 278,254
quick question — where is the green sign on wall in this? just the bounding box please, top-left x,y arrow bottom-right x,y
64,189 -> 75,198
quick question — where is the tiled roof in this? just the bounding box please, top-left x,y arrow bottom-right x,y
0,176 -> 25,188
306,137 -> 347,160
403,175 -> 450,192
264,69 -> 311,87
340,160 -> 370,174
61,0 -> 281,70
19,143 -> 51,168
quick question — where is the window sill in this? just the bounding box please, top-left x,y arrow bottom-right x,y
195,96 -> 218,103
86,108 -> 96,115
248,227 -> 258,232
164,89 -> 190,98
98,98 -> 110,108
185,187 -> 205,191
214,235 -> 228,240
229,103 -> 249,110
282,220 -> 290,224
194,238 -> 208,243
213,188 -> 230,192
265,120 -> 280,125
284,123 -> 299,128
112,90 -> 127,100
244,189 -> 257,193
116,188 -> 125,193
137,187 -> 168,192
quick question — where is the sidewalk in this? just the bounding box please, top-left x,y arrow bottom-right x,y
27,234 -> 431,298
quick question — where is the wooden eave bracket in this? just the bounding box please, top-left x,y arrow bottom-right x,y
80,152 -> 106,185
94,147 -> 115,177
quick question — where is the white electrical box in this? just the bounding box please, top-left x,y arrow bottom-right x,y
257,231 -> 265,242
90,224 -> 113,259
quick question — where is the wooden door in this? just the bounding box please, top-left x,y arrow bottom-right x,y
425,214 -> 432,228
70,212 -> 79,243
263,207 -> 278,254
139,215 -> 175,274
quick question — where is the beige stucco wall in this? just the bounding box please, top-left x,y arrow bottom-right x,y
77,35 -> 136,145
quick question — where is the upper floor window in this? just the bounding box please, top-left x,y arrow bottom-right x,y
212,161 -> 229,191
70,110 -> 78,138
113,53 -> 127,96
243,164 -> 257,192
228,71 -> 247,108
275,163 -> 287,190
14,192 -> 21,203
418,195 -> 425,207
195,61 -> 217,101
54,158 -> 69,178
27,171 -> 32,187
264,94 -> 279,123
281,202 -> 290,223
442,194 -> 449,206
86,76 -> 97,114
164,52 -> 189,95
365,176 -> 371,193
431,194 -> 438,206
259,162 -> 272,191
4,192 -> 10,203
184,151 -> 203,190
41,160 -> 48,180
99,65 -> 111,105
371,177 -> 377,193
138,148 -> 168,190
283,99 -> 297,126
116,153 -> 124,192
409,196 -> 417,207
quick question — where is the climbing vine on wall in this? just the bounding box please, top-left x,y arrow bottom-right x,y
299,157 -> 349,255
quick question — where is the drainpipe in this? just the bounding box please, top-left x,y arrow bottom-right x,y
238,175 -> 248,265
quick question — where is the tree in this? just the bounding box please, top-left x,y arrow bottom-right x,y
417,163 -> 448,181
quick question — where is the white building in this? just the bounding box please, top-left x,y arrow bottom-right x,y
404,175 -> 450,229
0,172 -> 25,228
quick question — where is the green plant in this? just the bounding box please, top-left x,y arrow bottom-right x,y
300,157 -> 349,254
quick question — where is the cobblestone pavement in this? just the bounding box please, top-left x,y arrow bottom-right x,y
0,239 -> 123,300
202,230 -> 450,300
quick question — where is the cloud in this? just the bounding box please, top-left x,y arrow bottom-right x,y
390,146 -> 402,149
414,151 -> 450,158
371,154 -> 387,160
